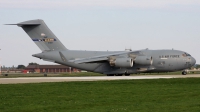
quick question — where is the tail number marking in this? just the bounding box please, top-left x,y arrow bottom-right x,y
32,38 -> 57,42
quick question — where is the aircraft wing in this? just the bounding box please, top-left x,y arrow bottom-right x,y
69,51 -> 141,64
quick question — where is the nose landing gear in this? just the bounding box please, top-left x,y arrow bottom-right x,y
182,70 -> 187,75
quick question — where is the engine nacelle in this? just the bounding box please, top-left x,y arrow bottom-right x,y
135,56 -> 153,65
110,58 -> 133,68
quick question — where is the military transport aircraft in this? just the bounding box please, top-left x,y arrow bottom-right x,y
8,19 -> 196,76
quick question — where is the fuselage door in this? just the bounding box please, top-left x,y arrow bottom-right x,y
182,53 -> 192,68
184,58 -> 191,68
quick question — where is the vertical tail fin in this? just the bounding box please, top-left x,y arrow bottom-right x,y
16,19 -> 67,51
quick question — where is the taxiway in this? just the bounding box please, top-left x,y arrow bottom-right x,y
0,74 -> 200,84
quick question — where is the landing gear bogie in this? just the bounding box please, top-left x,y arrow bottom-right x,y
106,74 -> 131,76
115,74 -> 123,76
125,74 -> 130,76
107,74 -> 115,76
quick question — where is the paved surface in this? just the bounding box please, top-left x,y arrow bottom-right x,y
0,74 -> 200,84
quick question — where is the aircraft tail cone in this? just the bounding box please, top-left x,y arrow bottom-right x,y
32,53 -> 43,59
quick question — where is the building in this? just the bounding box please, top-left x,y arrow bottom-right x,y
1,68 -> 23,73
26,65 -> 80,73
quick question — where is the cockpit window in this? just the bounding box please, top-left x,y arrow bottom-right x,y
183,52 -> 191,57
187,54 -> 191,56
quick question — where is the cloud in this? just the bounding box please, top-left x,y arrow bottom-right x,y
1,0 -> 200,10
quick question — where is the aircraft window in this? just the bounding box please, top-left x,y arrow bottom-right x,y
186,53 -> 191,56
182,53 -> 186,57
183,53 -> 191,57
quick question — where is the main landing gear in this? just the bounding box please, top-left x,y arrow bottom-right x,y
125,73 -> 130,76
107,74 -> 130,76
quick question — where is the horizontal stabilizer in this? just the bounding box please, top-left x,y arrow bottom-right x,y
5,24 -> 18,25
5,19 -> 41,27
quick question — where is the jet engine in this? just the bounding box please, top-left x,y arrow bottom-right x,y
134,56 -> 153,65
110,58 -> 133,68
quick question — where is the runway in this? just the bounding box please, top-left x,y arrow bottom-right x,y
0,74 -> 200,84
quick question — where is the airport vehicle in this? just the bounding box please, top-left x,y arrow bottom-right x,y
9,19 -> 196,76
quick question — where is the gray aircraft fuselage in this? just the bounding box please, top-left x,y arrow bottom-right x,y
33,49 -> 196,75
10,19 -> 196,75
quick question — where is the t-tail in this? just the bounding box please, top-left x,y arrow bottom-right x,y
7,19 -> 67,51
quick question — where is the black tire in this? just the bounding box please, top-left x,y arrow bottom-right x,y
107,74 -> 114,76
125,74 -> 130,76
115,74 -> 123,76
182,71 -> 187,75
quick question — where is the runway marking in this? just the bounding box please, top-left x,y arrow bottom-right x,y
0,74 -> 199,84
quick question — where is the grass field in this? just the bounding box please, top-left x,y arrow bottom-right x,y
0,78 -> 200,112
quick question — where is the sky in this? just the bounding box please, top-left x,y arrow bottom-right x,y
0,0 -> 200,67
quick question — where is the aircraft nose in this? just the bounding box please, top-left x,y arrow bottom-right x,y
191,57 -> 196,66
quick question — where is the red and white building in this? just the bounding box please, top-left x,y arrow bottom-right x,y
25,65 -> 80,73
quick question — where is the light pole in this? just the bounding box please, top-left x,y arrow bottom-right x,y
69,67 -> 71,74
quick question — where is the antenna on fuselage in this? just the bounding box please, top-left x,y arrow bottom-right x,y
125,47 -> 132,51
